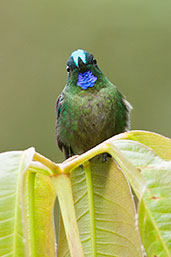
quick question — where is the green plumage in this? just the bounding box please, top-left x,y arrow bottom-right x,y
56,50 -> 132,158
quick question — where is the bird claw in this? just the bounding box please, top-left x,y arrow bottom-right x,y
102,153 -> 111,162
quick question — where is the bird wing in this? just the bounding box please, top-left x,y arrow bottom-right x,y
56,92 -> 74,159
56,92 -> 65,151
56,92 -> 64,119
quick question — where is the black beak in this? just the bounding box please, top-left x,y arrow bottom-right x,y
78,57 -> 87,71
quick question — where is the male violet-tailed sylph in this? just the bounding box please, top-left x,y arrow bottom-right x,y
56,49 -> 132,159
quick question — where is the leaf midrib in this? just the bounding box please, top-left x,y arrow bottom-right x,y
13,152 -> 25,256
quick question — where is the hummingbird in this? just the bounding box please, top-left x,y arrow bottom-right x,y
56,49 -> 132,159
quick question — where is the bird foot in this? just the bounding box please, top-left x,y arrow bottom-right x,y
102,153 -> 111,162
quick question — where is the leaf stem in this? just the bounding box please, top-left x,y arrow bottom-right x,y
62,143 -> 109,173
33,152 -> 61,174
84,162 -> 96,257
52,174 -> 84,257
22,171 -> 36,256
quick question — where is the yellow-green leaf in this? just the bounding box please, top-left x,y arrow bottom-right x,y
114,136 -> 171,256
0,148 -> 34,256
57,158 -> 143,257
0,148 -> 57,257
121,130 -> 171,160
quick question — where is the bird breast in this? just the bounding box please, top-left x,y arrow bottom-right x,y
60,89 -> 117,153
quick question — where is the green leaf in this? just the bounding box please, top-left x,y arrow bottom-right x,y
23,163 -> 57,256
106,140 -> 146,200
113,137 -> 171,257
0,149 -> 57,257
120,130 -> 171,160
57,158 -> 143,257
139,160 -> 171,256
0,148 -> 34,257
33,173 -> 56,256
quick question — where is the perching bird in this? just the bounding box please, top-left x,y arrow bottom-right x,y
56,49 -> 132,159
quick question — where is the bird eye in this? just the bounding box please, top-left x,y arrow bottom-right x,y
92,58 -> 97,65
66,66 -> 70,72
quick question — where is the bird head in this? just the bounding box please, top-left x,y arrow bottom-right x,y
66,49 -> 102,90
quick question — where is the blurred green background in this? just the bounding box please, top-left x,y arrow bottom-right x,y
0,0 -> 170,162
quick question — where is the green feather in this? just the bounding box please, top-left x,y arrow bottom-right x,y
56,51 -> 132,158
